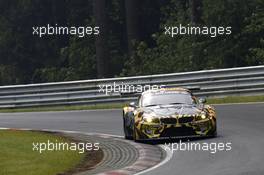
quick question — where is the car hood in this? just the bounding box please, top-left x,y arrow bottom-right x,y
142,104 -> 202,116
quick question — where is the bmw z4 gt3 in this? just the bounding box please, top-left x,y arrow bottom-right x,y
122,88 -> 217,141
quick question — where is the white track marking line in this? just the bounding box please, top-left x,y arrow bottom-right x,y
0,108 -> 121,115
134,144 -> 173,175
0,127 -> 122,138
0,127 -> 9,130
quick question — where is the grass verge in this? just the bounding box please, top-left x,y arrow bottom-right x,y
0,95 -> 264,113
0,103 -> 123,113
207,95 -> 264,104
0,130 -> 85,175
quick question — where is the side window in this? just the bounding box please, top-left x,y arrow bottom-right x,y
192,96 -> 198,104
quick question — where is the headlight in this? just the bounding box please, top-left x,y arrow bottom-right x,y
196,112 -> 208,120
142,113 -> 160,123
145,117 -> 153,123
201,114 -> 207,119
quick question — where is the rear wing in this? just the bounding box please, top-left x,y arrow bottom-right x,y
182,86 -> 201,91
119,85 -> 201,97
120,91 -> 142,97
160,85 -> 201,92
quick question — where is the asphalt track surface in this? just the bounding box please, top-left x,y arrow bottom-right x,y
0,103 -> 264,175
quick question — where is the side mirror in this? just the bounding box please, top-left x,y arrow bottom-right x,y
129,102 -> 137,108
198,98 -> 207,104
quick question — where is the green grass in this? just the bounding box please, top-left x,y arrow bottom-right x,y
0,130 -> 85,175
207,95 -> 264,104
0,95 -> 264,113
0,103 -> 124,113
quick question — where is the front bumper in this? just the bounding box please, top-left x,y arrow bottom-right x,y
137,118 -> 215,139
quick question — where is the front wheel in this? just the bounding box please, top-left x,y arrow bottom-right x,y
123,116 -> 128,139
213,119 -> 217,137
208,119 -> 217,137
123,117 -> 133,140
133,125 -> 140,141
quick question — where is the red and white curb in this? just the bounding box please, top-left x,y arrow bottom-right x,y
0,127 -> 172,175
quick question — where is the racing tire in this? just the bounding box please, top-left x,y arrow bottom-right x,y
133,125 -> 140,142
123,116 -> 133,140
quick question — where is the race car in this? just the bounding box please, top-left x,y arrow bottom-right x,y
122,87 -> 217,141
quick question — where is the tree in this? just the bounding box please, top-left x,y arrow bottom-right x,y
190,0 -> 203,24
93,0 -> 109,78
125,0 -> 140,57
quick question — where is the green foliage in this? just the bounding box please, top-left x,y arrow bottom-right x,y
0,0 -> 263,84
243,0 -> 264,65
122,0 -> 264,75
0,0 -> 125,84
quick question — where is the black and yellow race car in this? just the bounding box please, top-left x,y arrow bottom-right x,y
122,87 -> 217,141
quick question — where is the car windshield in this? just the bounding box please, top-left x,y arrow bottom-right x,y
142,92 -> 195,107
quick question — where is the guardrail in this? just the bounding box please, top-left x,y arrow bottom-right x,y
0,65 -> 264,108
